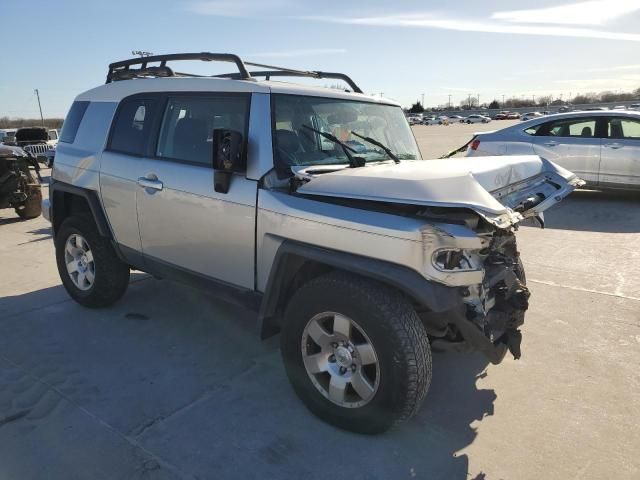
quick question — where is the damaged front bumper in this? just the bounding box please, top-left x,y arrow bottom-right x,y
427,231 -> 530,364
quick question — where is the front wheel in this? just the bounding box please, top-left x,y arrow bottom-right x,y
281,272 -> 432,434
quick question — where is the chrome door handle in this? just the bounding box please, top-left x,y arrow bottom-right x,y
544,141 -> 558,146
137,177 -> 163,191
604,143 -> 623,149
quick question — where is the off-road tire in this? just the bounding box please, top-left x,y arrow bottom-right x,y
281,272 -> 432,434
15,185 -> 42,219
55,216 -> 130,308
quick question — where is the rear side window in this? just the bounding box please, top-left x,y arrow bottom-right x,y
543,118 -> 596,138
108,98 -> 160,156
59,101 -> 89,143
156,95 -> 249,167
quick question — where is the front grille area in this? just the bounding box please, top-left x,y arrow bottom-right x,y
22,144 -> 49,155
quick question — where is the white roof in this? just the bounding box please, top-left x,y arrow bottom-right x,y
76,77 -> 398,106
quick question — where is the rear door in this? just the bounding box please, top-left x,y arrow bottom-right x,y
530,116 -> 601,184
100,96 -> 162,257
136,93 -> 256,289
599,116 -> 640,188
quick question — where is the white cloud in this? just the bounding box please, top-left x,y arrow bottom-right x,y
244,48 -> 346,58
491,0 -> 640,26
304,12 -> 640,42
187,0 -> 289,17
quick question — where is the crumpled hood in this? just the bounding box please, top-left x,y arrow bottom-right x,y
295,155 -> 584,228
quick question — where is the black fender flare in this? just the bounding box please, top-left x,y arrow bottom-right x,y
257,240 -> 460,338
50,181 -> 112,238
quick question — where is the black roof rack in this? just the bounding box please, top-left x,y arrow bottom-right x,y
106,52 -> 251,83
105,52 -> 363,93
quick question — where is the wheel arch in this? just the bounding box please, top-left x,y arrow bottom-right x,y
50,181 -> 112,239
258,240 -> 460,339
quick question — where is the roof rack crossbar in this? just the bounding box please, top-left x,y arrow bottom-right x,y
106,52 -> 251,83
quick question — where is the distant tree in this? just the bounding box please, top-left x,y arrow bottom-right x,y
0,117 -> 63,129
488,100 -> 500,109
408,101 -> 424,113
536,95 -> 553,107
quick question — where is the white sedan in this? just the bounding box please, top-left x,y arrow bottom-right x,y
465,111 -> 640,190
465,114 -> 491,124
520,112 -> 544,121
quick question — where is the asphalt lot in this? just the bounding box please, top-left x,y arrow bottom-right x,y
1,123 -> 639,480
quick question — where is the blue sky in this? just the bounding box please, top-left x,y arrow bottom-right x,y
2,0 -> 640,117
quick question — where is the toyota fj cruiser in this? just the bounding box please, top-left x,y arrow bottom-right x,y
43,53 -> 583,433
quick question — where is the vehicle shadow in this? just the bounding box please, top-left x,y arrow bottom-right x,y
0,278 -> 494,480
17,226 -> 53,244
541,188 -> 640,233
0,216 -> 25,226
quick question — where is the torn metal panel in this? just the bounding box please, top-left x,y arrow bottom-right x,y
294,155 -> 583,228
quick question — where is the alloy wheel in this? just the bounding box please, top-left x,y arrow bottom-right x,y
64,234 -> 95,291
301,312 -> 380,408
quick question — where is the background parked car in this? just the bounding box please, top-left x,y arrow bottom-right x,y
521,112 -> 544,121
448,115 -> 465,123
465,110 -> 640,190
465,114 -> 491,124
0,129 -> 17,144
495,111 -> 510,120
14,127 -> 57,166
506,112 -> 520,119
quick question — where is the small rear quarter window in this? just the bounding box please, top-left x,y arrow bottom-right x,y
524,124 -> 542,135
59,101 -> 90,143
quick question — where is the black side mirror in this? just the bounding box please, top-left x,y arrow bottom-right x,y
212,129 -> 244,194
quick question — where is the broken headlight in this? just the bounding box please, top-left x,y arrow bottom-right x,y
432,248 -> 482,272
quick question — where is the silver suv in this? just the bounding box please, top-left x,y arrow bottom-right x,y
43,53 -> 582,433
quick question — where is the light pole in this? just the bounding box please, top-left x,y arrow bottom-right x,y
34,89 -> 44,126
448,94 -> 452,109
477,94 -> 480,107
468,94 -> 472,110
421,93 -> 425,108
502,94 -> 505,108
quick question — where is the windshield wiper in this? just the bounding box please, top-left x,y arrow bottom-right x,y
350,131 -> 400,164
302,125 -> 365,168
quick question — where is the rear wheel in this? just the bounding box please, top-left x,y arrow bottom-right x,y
15,184 -> 42,219
55,216 -> 130,307
281,272 -> 432,434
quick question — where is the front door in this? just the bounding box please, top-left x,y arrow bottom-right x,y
531,116 -> 601,184
136,94 -> 256,289
599,116 -> 640,188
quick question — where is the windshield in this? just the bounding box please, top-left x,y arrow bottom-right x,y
272,94 -> 421,168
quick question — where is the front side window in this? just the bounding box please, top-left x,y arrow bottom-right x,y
109,98 -> 160,155
49,130 -> 58,140
545,118 -> 596,138
272,94 -> 421,169
608,117 -> 640,139
156,95 -> 249,166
